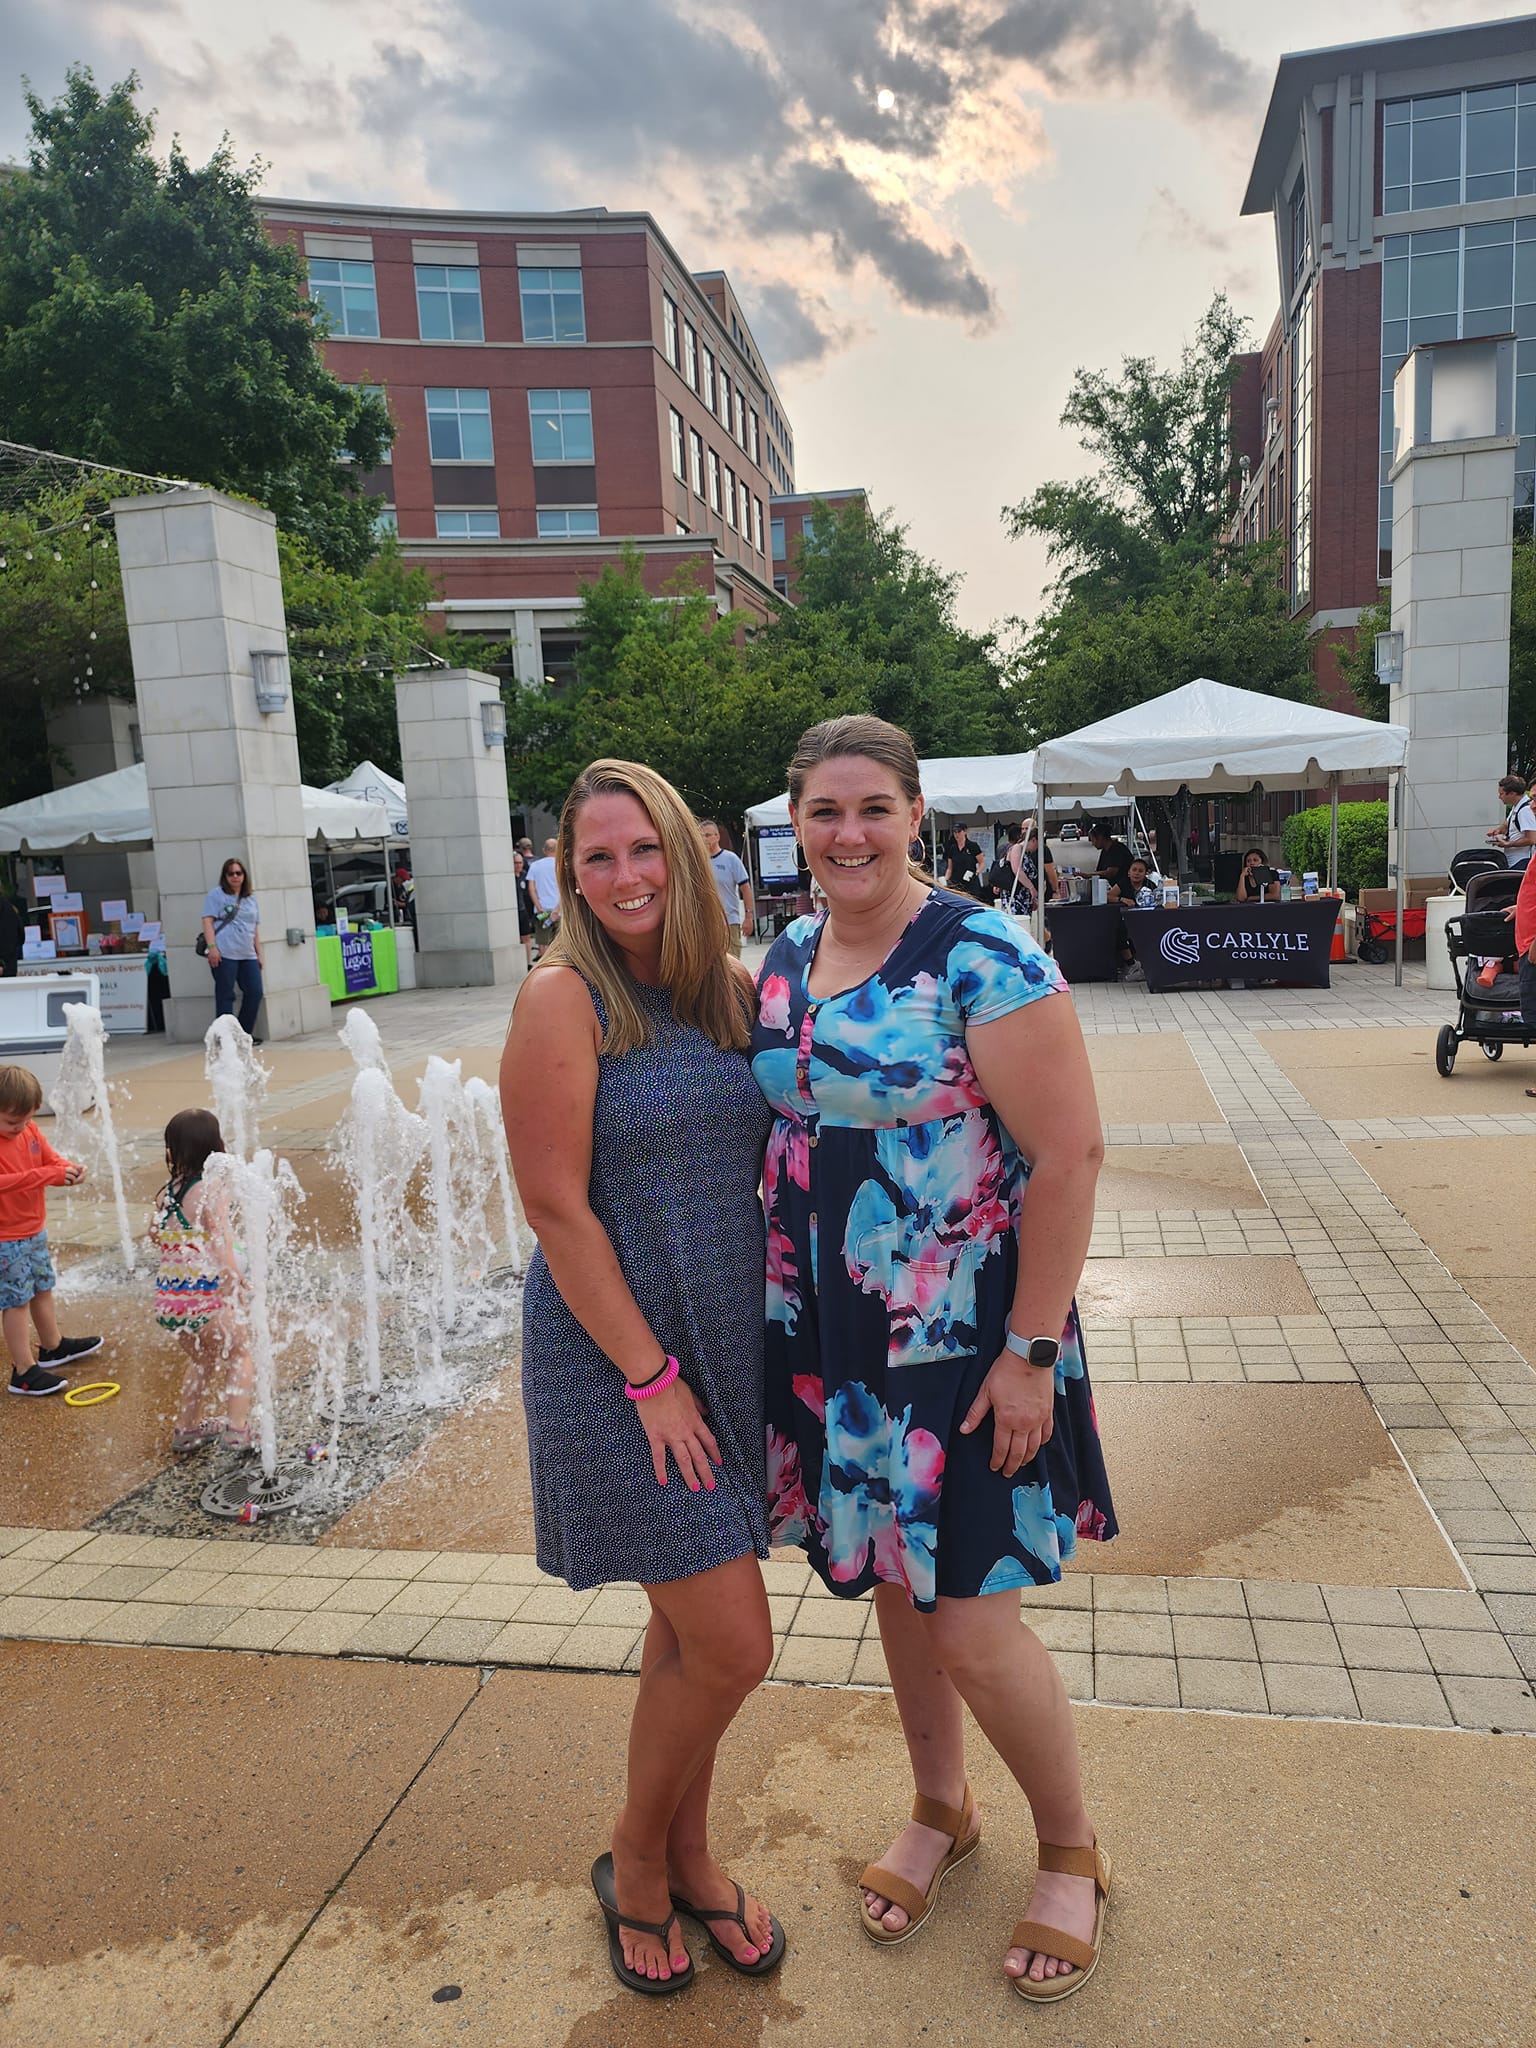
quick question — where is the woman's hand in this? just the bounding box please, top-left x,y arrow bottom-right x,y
960,1354 -> 1056,1477
634,1377 -> 722,1491
207,947 -> 221,968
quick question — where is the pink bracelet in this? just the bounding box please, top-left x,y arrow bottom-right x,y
625,1354 -> 680,1401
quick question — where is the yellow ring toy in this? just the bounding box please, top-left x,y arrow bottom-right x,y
63,1382 -> 121,1407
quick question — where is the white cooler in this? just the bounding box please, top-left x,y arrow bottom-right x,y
1425,896 -> 1459,992
0,972 -> 101,1114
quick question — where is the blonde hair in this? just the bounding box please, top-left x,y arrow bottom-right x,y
0,1065 -> 43,1117
541,759 -> 751,1056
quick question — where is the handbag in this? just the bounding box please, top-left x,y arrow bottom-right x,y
196,901 -> 240,958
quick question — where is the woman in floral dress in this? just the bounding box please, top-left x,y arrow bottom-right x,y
752,715 -> 1117,2003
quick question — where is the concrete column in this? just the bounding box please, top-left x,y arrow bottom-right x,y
1388,436 -> 1515,877
111,488 -> 331,1041
508,610 -> 542,685
395,669 -> 520,987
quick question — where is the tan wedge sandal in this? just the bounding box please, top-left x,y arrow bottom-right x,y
858,1785 -> 980,1945
1009,1839 -> 1112,2003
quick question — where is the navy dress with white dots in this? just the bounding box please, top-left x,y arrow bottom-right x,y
521,973 -> 773,1589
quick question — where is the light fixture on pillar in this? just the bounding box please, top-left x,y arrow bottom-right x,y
1373,631 -> 1404,690
251,648 -> 292,715
480,698 -> 507,748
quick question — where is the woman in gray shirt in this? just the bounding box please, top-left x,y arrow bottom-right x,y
202,856 -> 264,1040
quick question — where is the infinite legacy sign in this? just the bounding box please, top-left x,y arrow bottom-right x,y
1124,900 -> 1341,991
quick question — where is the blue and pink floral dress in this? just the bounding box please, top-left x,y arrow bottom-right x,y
751,891 -> 1116,1611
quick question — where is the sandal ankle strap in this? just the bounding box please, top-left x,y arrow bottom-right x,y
911,1784 -> 972,1841
1037,1840 -> 1108,1892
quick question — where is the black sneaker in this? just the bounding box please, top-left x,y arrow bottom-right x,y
9,1365 -> 67,1396
37,1336 -> 103,1366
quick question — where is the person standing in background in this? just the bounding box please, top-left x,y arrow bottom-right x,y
944,826 -> 987,901
700,820 -> 754,958
528,838 -> 562,959
0,892 -> 22,977
1488,775 -> 1536,869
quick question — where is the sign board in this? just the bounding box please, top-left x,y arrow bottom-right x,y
1124,901 -> 1341,992
15,957 -> 148,1033
756,825 -> 799,883
341,930 -> 376,995
32,876 -> 66,899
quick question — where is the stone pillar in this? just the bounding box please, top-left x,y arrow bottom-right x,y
395,669 -> 520,987
1388,339 -> 1515,877
111,488 -> 331,1041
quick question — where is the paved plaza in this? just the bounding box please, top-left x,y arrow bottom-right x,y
3,957 -> 1535,2043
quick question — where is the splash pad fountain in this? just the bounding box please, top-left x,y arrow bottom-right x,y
49,1002 -> 526,1530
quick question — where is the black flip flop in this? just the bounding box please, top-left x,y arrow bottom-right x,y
590,1853 -> 694,1996
669,1882 -> 787,1976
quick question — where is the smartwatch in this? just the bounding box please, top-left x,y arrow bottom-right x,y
1005,1331 -> 1060,1369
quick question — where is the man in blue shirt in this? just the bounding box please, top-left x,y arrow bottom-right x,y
700,819 -> 753,957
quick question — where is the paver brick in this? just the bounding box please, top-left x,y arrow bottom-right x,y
1089,1577 -> 1169,1613
1051,1650 -> 1094,1699
1166,1578 -> 1247,1617
80,1601 -> 182,1644
1439,1675 -> 1536,1731
148,1605 -> 248,1648
1243,1583 -> 1328,1622
482,1621 -> 571,1666
851,1638 -> 892,1687
1172,1615 -> 1258,1662
774,1636 -> 858,1684
1252,1619 -> 1342,1665
1177,1659 -> 1267,1712
410,1616 -> 507,1662
1320,1586 -> 1411,1628
1261,1664 -> 1360,1719
210,1609 -> 311,1651
550,1625 -> 642,1671
786,1597 -> 868,1639
275,1610 -> 368,1655
347,1611 -> 436,1658
1093,1653 -> 1179,1707
1417,1629 -> 1523,1678
1094,1610 -> 1175,1658
514,1585 -> 599,1626
1350,1670 -> 1454,1728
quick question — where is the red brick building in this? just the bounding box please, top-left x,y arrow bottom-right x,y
769,487 -> 870,601
261,201 -> 795,683
1232,17 -> 1536,709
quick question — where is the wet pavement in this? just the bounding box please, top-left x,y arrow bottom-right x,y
1,964 -> 1534,2041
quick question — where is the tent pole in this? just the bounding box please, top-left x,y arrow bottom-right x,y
1391,768 -> 1405,990
929,811 -> 939,878
1328,772 -> 1340,893
1034,787 -> 1046,945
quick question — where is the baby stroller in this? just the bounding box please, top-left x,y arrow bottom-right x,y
1436,865 -> 1532,1074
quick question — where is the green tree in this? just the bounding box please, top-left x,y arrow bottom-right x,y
0,68 -> 391,573
278,534 -> 438,785
773,498 -> 1018,753
1004,294 -> 1248,604
1010,543 -> 1316,744
1509,542 -> 1536,776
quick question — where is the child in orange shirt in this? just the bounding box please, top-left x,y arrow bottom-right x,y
0,1065 -> 102,1396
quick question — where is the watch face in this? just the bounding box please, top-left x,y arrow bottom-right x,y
1027,1337 -> 1060,1368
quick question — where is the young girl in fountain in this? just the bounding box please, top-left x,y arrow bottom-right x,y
151,1109 -> 255,1452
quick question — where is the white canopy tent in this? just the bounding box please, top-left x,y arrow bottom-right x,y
323,759 -> 410,840
0,762 -> 394,851
1031,678 -> 1413,982
745,751 -> 1120,827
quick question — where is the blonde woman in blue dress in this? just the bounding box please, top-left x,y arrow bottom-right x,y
752,715 -> 1118,2002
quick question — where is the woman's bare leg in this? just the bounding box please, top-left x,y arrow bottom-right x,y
609,1554 -> 773,1981
633,1608 -> 776,1965
927,1592 -> 1097,1987
860,1582 -> 970,1932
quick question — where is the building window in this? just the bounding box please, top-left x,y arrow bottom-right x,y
1289,177 -> 1309,293
749,410 -> 760,465
519,266 -> 586,342
739,478 -> 751,533
701,345 -> 716,412
426,387 -> 493,462
724,463 -> 738,528
435,510 -> 500,538
683,321 -> 698,390
1379,217 -> 1536,559
770,517 -> 785,558
752,496 -> 764,552
662,294 -> 679,368
1289,287 -> 1314,611
688,426 -> 704,496
373,505 -> 398,538
669,406 -> 685,481
735,389 -> 747,446
529,388 -> 594,462
536,508 -> 599,536
1384,82 -> 1536,214
415,264 -> 483,341
773,574 -> 788,595
707,448 -> 721,513
307,257 -> 379,337
719,367 -> 732,429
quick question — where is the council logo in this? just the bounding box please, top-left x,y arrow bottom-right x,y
1158,927 -> 1202,966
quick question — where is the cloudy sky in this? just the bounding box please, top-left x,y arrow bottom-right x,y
2,0 -> 1527,628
